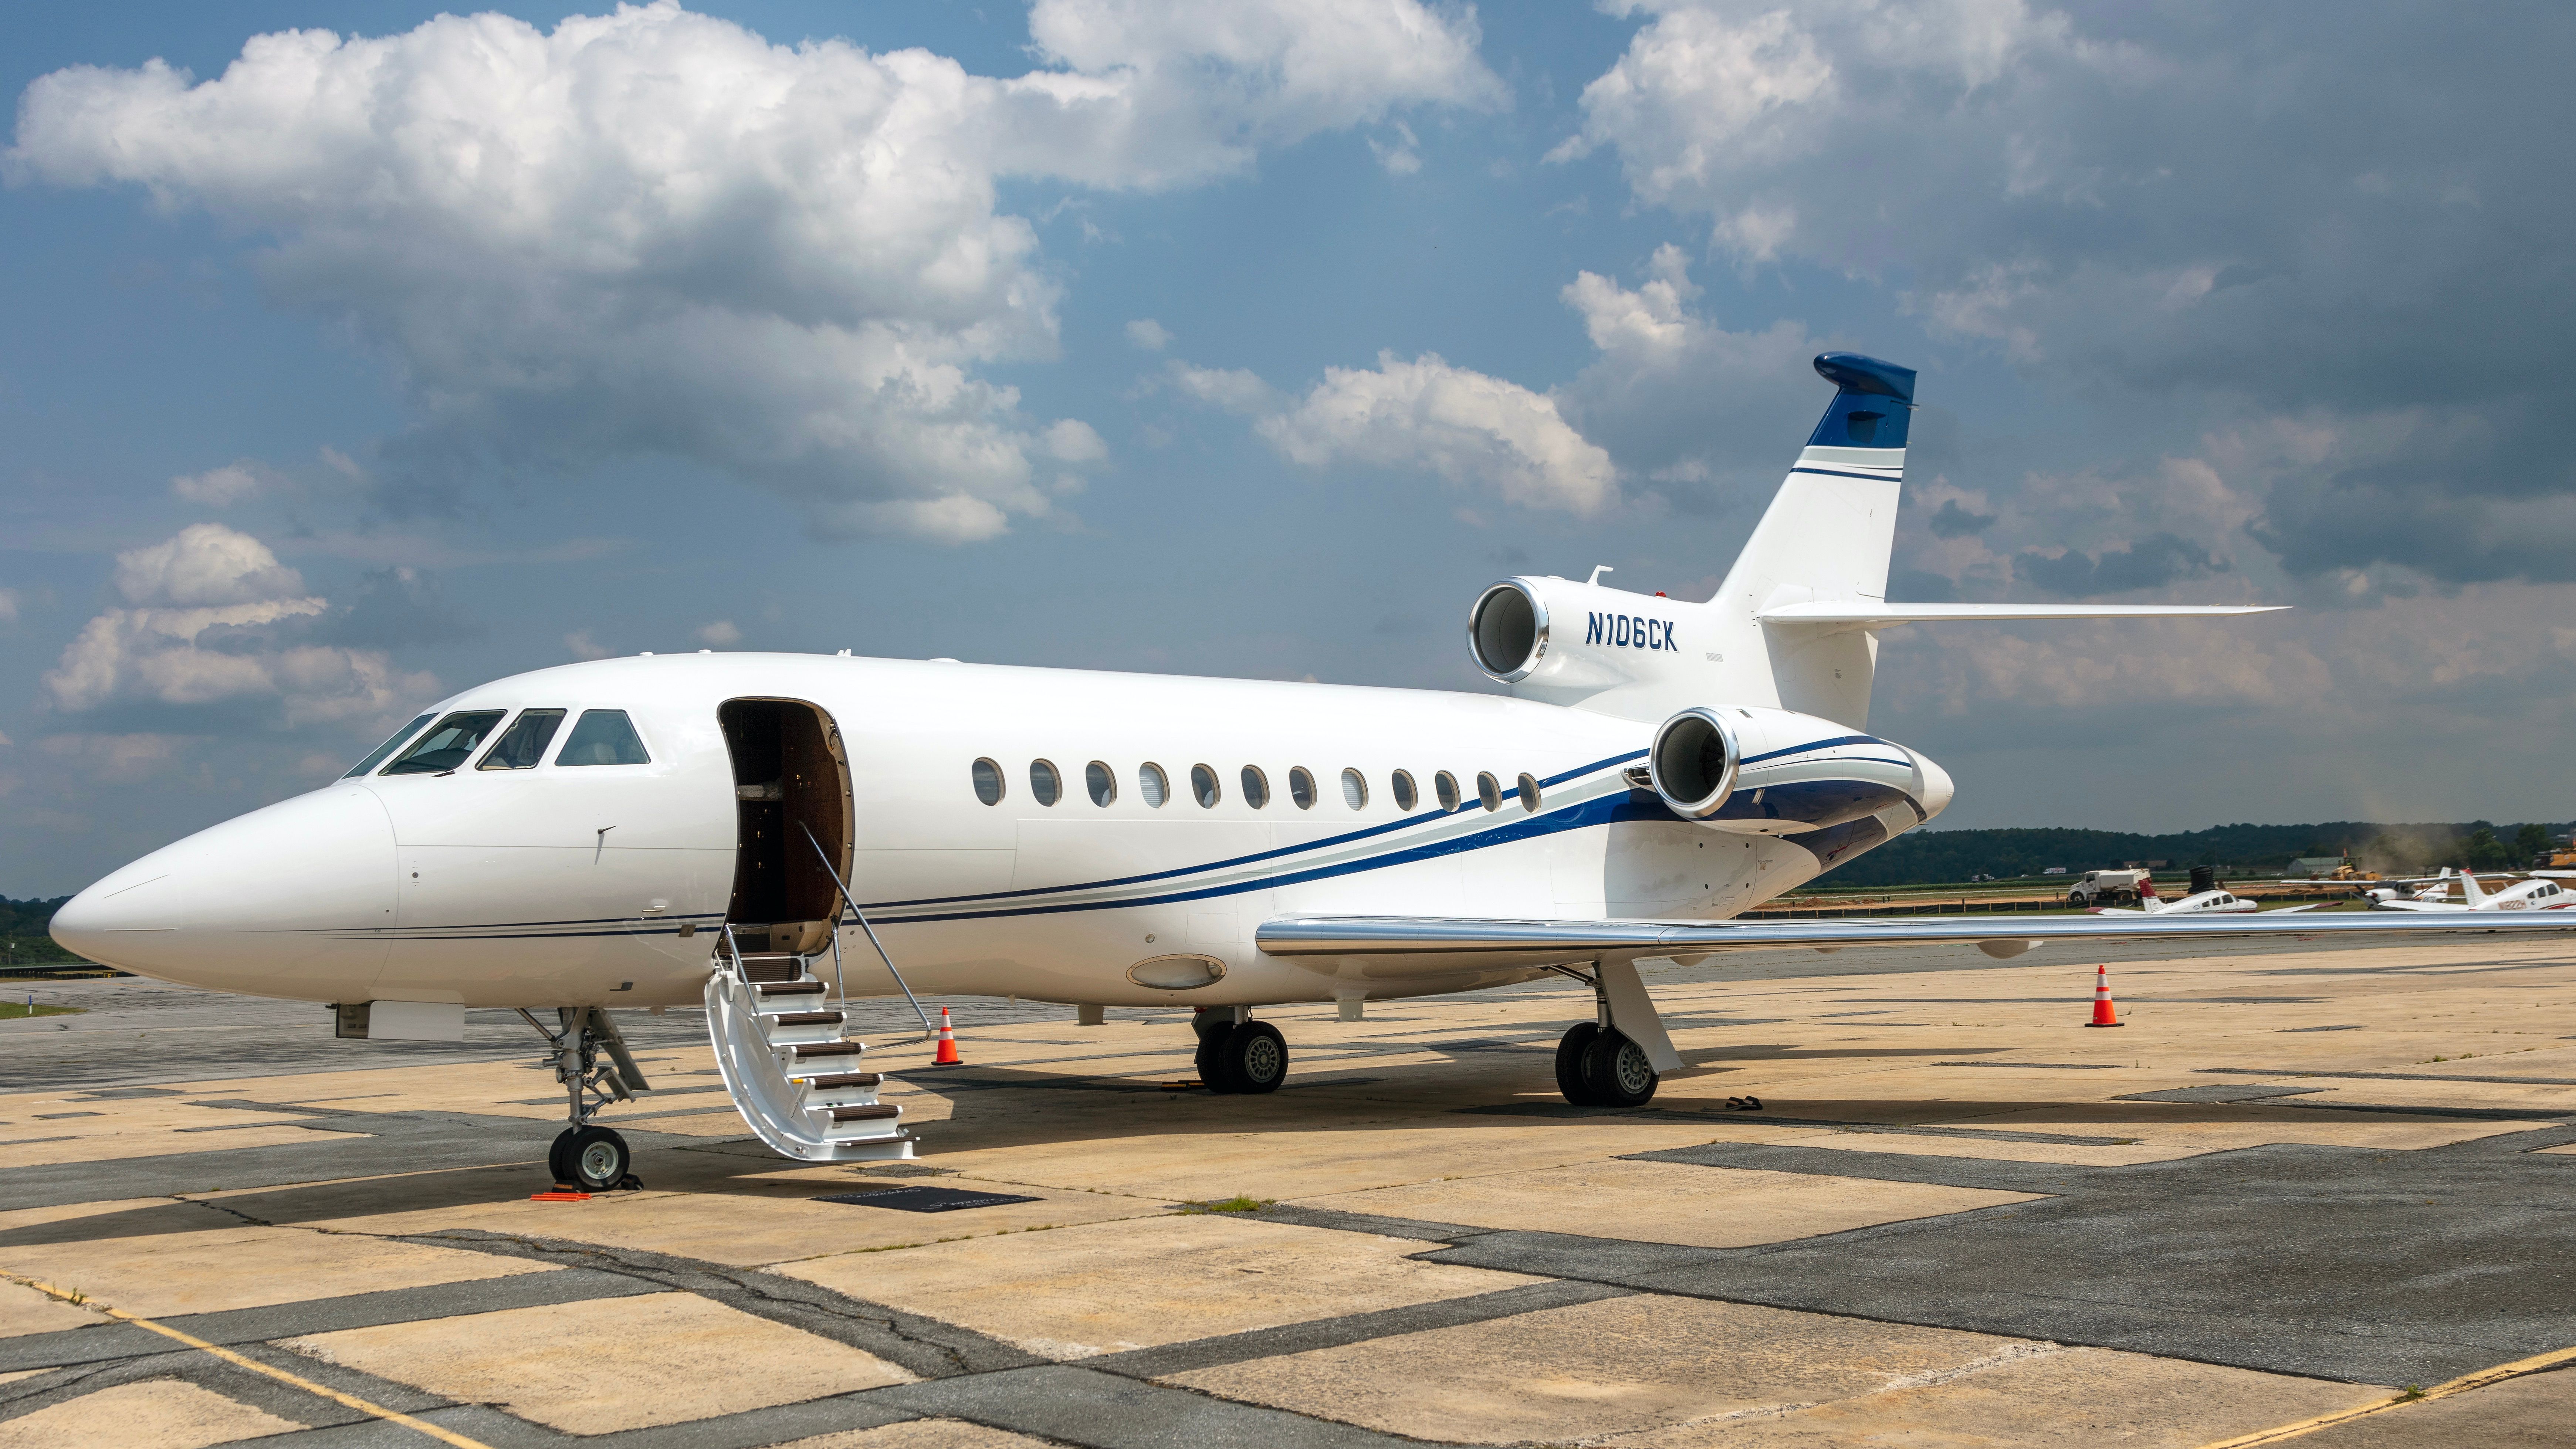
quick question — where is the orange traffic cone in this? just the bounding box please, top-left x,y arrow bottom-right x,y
2085,965 -> 2124,1027
932,1007 -> 963,1064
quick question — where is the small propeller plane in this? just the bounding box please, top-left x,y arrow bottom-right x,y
2088,885 -> 2312,917
55,353 -> 2576,1190
2370,871 -> 2576,913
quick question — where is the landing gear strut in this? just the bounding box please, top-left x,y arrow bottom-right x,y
1192,1008 -> 1289,1094
518,1006 -> 650,1192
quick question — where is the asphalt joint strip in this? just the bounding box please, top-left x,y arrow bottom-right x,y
387,1229 -> 1043,1379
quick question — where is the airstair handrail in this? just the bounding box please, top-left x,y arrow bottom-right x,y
800,822 -> 936,1040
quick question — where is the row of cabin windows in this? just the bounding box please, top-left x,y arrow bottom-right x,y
343,707 -> 652,778
971,759 -> 1542,815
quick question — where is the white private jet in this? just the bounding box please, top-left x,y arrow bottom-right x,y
55,353 -> 2576,1191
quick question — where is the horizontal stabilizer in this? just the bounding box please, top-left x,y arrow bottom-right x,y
1756,602 -> 2288,632
1257,909 -> 2576,980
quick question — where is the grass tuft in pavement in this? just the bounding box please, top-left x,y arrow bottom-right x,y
1175,1195 -> 1274,1215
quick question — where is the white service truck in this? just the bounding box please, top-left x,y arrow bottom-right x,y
2065,869 -> 2152,907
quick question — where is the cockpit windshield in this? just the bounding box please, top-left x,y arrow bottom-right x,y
382,711 -> 508,775
345,713 -> 434,778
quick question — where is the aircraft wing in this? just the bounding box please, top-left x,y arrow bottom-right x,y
1755,602 -> 2287,633
1255,908 -> 2576,980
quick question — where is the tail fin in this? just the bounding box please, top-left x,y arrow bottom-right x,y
1705,352 -> 1914,727
2462,870 -> 2488,908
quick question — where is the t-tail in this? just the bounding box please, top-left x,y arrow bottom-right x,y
1465,351 -> 2285,727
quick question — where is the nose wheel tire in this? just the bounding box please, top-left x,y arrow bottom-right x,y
1200,1021 -> 1289,1094
1580,1027 -> 1659,1107
549,1125 -> 633,1192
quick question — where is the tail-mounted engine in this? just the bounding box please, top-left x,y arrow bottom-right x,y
1468,576 -> 1698,704
1646,707 -> 1741,819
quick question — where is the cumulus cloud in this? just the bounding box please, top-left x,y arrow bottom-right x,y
1257,352 -> 1617,514
8,1 -> 1499,543
1124,318 -> 1174,351
695,620 -> 742,647
170,460 -> 281,506
1169,350 -> 1616,514
1557,1 -> 2576,583
43,524 -> 434,728
1553,245 -> 1823,501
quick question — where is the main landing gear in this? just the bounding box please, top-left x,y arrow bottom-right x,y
1192,1008 -> 1289,1094
1555,1022 -> 1659,1107
518,1006 -> 651,1192
1544,959 -> 1678,1108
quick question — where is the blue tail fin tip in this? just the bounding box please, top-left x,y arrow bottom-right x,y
1813,352 -> 1916,404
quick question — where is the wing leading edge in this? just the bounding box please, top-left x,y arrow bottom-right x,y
1255,910 -> 2576,979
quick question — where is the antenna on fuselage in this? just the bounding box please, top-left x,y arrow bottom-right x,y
1587,565 -> 1615,586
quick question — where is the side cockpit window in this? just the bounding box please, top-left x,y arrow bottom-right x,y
556,710 -> 652,766
478,709 -> 566,770
382,711 -> 507,775
347,712 -> 434,778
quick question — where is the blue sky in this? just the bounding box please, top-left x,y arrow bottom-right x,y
6,0 -> 2573,894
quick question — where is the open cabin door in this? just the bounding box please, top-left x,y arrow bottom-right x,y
718,698 -> 853,957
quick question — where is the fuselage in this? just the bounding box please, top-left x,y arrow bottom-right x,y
51,652 -> 1953,1012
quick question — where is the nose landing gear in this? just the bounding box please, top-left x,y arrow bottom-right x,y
518,1006 -> 650,1192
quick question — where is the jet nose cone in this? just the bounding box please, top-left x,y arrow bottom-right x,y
1911,750 -> 1955,820
54,784 -> 398,998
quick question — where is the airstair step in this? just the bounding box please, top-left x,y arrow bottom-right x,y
740,961 -> 805,984
828,1104 -> 902,1123
771,1010 -> 844,1027
784,1041 -> 866,1066
807,1072 -> 881,1089
757,981 -> 828,998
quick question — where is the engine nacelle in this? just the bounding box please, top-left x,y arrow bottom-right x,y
1646,707 -> 1741,819
1642,703 -> 1953,839
1467,576 -> 1700,701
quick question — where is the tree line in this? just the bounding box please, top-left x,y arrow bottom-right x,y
1817,821 -> 2566,888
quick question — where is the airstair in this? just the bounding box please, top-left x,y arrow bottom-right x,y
704,927 -> 915,1162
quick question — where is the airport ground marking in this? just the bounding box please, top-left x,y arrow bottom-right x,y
1,1270 -> 495,1449
2196,1342 -> 2576,1447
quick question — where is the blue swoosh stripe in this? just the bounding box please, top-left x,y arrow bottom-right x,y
1789,465 -> 1903,483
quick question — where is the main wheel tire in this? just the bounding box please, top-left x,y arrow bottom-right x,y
563,1125 -> 630,1191
1219,1022 -> 1289,1094
546,1127 -> 581,1186
1580,1028 -> 1659,1108
1194,1030 -> 1235,1093
1556,1022 -> 1603,1105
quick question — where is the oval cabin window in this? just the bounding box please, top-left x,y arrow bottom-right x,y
1085,761 -> 1116,807
1241,766 -> 1270,809
972,758 -> 1005,805
1191,764 -> 1221,808
1391,770 -> 1418,812
1517,772 -> 1541,812
1138,762 -> 1169,808
1476,772 -> 1502,812
1289,766 -> 1316,810
1341,768 -> 1368,809
1435,771 -> 1461,812
1030,759 -> 1062,807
